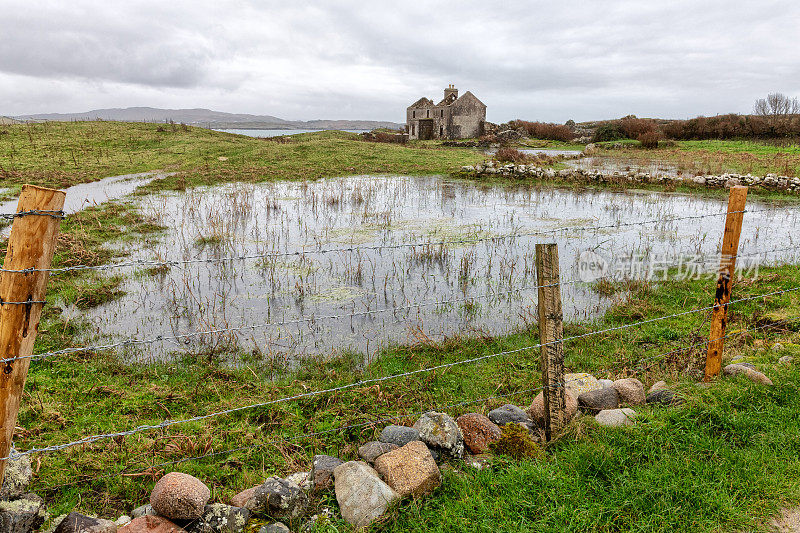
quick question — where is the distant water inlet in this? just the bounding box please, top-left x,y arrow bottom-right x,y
73,176 -> 799,364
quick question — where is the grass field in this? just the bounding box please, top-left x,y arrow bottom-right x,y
2,122 -> 800,531
595,139 -> 800,178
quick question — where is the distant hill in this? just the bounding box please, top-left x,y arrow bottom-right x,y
13,107 -> 404,131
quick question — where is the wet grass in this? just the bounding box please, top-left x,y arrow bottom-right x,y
595,139 -> 800,178
18,263 -> 800,532
0,122 -> 485,189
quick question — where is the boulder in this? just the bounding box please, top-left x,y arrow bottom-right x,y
379,425 -> 420,447
564,373 -> 602,396
612,378 -> 646,405
116,517 -> 132,527
413,412 -> 465,458
646,390 -> 684,407
487,404 -> 531,426
54,512 -> 117,533
258,524 -> 289,533
723,364 -> 773,386
285,472 -> 311,492
248,477 -> 307,519
186,504 -> 249,533
150,472 -> 210,520
648,381 -> 668,394
131,505 -> 155,519
333,461 -> 399,529
0,451 -> 32,500
0,493 -> 48,533
311,455 -> 342,491
456,413 -> 501,454
577,388 -> 620,414
595,408 -> 636,427
528,389 -> 578,425
779,355 -> 794,365
373,441 -> 441,498
358,442 -> 399,464
598,379 -> 614,389
229,487 -> 258,509
119,516 -> 186,533
258,522 -> 291,533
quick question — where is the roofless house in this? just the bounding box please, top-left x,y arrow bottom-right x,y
406,85 -> 486,140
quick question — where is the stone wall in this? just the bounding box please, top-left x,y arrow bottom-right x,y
459,160 -> 800,193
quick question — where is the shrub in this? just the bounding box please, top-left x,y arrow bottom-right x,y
592,123 -> 625,142
619,116 -> 657,138
494,147 -> 529,163
638,131 -> 661,149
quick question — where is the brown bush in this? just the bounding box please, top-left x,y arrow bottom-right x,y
360,131 -> 407,144
494,147 -> 529,163
508,120 -> 575,142
660,113 -> 800,140
637,131 -> 661,149
619,116 -> 657,138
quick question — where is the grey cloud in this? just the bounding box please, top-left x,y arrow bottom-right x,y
1,0 -> 799,121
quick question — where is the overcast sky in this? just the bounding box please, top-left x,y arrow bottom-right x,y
2,0 -> 799,123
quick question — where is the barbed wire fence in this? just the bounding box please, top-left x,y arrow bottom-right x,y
0,186 -> 798,495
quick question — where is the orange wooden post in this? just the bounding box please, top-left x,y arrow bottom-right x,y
703,185 -> 748,381
0,185 -> 65,485
535,243 -> 566,441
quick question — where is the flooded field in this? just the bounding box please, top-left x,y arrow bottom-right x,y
565,156 -> 697,177
64,175 -> 799,365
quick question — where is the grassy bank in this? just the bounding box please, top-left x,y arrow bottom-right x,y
0,122 -> 484,189
20,261 -> 800,531
594,139 -> 800,178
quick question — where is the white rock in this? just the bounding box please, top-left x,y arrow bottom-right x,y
595,408 -> 637,427
334,461 -> 399,529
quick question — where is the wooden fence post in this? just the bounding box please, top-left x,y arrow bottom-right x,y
703,185 -> 748,381
0,185 -> 65,486
535,243 -> 566,441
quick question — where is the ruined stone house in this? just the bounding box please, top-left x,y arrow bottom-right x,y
406,85 -> 486,140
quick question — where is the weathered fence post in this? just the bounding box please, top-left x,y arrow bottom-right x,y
535,243 -> 566,441
703,185 -> 748,381
0,185 -> 65,486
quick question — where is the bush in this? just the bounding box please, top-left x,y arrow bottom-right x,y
620,116 -> 657,138
494,147 -> 529,163
360,131 -> 406,144
508,120 -> 575,142
592,123 -> 625,142
638,131 -> 661,149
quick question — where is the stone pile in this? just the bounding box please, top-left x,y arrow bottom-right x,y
459,160 -> 800,194
31,355 -> 788,532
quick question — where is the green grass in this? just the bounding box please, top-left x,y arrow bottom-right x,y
0,122 -> 485,190
595,139 -> 800,178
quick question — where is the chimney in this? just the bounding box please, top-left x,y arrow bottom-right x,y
444,84 -> 458,102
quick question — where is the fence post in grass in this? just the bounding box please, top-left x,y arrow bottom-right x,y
703,185 -> 748,382
0,185 -> 65,486
535,243 -> 566,441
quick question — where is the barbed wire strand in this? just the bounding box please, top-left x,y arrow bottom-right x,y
38,378 -> 570,492
11,283 -> 800,460
0,209 -> 770,274
0,210 -> 65,221
1,278 -> 572,365
39,312 -> 800,492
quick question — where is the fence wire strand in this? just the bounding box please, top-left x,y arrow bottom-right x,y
11,283 -> 800,460
0,209 -> 767,274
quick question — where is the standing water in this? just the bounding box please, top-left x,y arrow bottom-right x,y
69,175 -> 798,364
